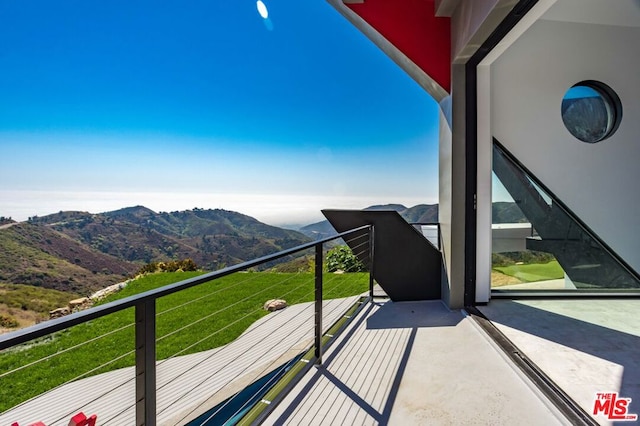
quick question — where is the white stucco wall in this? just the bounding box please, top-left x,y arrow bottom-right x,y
438,95 -> 457,307
490,18 -> 640,272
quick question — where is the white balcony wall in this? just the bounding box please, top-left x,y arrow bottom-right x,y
490,4 -> 640,272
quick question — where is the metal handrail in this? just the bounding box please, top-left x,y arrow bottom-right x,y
0,224 -> 373,425
0,224 -> 370,350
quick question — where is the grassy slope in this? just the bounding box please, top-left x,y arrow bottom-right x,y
0,270 -> 368,412
494,260 -> 564,282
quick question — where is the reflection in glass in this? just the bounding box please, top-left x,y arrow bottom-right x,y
491,141 -> 640,291
561,81 -> 621,143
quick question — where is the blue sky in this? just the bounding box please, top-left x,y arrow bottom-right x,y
0,0 -> 439,226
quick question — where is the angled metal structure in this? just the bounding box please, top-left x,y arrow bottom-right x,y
323,209 -> 442,301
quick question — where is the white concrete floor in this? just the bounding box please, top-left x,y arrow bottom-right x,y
479,299 -> 640,426
264,300 -> 569,425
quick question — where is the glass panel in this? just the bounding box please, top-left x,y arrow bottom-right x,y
491,142 -> 640,291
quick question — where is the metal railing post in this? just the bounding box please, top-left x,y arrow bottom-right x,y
135,299 -> 156,425
314,242 -> 323,365
368,225 -> 375,300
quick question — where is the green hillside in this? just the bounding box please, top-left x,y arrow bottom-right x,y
0,270 -> 368,412
0,223 -> 135,293
0,207 -> 312,294
31,207 -> 311,272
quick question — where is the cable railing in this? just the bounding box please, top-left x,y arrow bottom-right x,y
0,225 -> 373,426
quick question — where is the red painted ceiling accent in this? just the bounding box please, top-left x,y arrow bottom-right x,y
346,0 -> 451,93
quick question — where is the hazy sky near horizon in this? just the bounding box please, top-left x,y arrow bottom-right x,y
0,0 -> 440,226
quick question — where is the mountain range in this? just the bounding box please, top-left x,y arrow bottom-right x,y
0,202 -> 525,294
1,206 -> 310,294
299,204 -> 439,240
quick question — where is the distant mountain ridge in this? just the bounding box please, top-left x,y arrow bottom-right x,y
299,204 -> 439,240
2,206 -> 311,293
2,202 -> 527,293
298,202 -> 527,240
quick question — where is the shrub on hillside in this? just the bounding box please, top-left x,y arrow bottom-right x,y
492,250 -> 556,267
0,314 -> 19,328
326,246 -> 366,273
136,258 -> 199,275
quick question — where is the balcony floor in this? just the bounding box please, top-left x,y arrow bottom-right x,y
478,298 -> 640,426
263,299 -> 568,425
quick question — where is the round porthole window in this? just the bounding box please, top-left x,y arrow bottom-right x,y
561,80 -> 622,143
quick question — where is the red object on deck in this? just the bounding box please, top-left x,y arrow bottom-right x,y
11,423 -> 45,426
68,412 -> 87,426
12,411 -> 96,426
68,412 -> 97,426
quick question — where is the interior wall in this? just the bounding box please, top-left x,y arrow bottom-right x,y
491,18 -> 640,272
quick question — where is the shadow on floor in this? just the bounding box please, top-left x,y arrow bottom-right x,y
366,300 -> 462,330
271,301 -> 451,425
479,300 -> 640,408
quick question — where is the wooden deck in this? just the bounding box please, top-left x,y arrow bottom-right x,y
0,297 -> 360,426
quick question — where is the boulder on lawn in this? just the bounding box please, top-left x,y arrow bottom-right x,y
263,299 -> 287,312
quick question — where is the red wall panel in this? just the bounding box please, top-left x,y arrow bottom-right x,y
347,0 -> 451,92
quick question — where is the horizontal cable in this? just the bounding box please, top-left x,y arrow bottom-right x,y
345,234 -> 369,246
6,346 -> 136,417
352,247 -> 370,261
50,373 -> 135,426
175,301 -> 317,423
162,266 -> 357,420
350,240 -> 369,255
93,270 -> 360,424
0,225 -> 369,351
214,277 -> 364,424
156,271 -> 307,343
0,321 -> 134,380
156,272 -> 314,370
156,271 -> 274,317
156,279 -> 318,417
225,355 -> 300,425
0,237 -> 370,422
176,278 -> 356,424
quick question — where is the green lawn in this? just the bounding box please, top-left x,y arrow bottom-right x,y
0,270 -> 368,412
494,260 -> 564,282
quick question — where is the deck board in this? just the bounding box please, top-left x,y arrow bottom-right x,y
0,297 -> 359,426
263,300 -> 569,425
